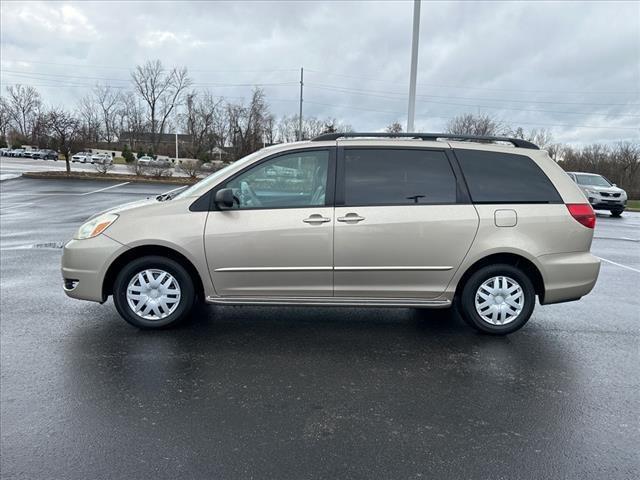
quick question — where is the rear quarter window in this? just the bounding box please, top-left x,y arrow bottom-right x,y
454,149 -> 562,203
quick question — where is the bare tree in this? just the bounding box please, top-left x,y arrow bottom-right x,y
446,113 -> 503,136
119,91 -> 146,148
386,122 -> 403,133
509,127 -> 555,150
93,84 -> 121,143
4,84 -> 42,140
0,96 -> 10,141
131,60 -> 192,149
227,88 -> 272,159
277,115 -> 351,142
45,108 -> 81,173
182,91 -> 224,160
78,94 -> 102,144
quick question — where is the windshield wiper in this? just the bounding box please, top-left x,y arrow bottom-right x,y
156,186 -> 188,202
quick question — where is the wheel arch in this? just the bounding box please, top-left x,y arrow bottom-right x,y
102,245 -> 205,301
454,252 -> 545,302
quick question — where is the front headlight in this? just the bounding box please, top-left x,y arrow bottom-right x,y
586,189 -> 599,196
74,213 -> 119,240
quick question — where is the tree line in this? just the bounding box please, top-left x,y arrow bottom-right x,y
0,61 -> 637,197
0,60 -> 351,172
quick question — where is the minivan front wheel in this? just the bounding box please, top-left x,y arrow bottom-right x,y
459,264 -> 535,335
113,256 -> 195,329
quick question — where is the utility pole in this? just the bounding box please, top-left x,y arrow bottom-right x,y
175,132 -> 178,161
407,0 -> 421,132
298,67 -> 304,141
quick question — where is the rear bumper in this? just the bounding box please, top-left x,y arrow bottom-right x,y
61,235 -> 127,302
537,252 -> 600,305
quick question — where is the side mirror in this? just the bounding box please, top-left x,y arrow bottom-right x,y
215,188 -> 235,209
613,183 -> 617,187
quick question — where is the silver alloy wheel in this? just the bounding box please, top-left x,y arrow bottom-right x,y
126,269 -> 182,320
474,276 -> 524,325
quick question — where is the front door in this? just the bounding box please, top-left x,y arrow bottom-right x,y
333,147 -> 479,298
205,148 -> 335,297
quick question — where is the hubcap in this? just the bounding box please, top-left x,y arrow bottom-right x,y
474,276 -> 524,325
126,269 -> 181,320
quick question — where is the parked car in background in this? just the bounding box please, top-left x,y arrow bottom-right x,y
152,157 -> 173,168
34,149 -> 59,160
72,152 -> 92,163
23,149 -> 39,158
567,171 -> 627,217
137,156 -> 172,168
0,147 -> 9,157
136,155 -> 154,167
91,153 -> 113,165
8,149 -> 23,157
62,132 -> 600,334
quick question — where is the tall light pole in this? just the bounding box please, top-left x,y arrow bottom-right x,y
298,67 -> 304,141
407,0 -> 421,132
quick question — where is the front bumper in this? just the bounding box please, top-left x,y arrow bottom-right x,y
537,252 -> 600,305
587,196 -> 626,210
61,234 -> 127,302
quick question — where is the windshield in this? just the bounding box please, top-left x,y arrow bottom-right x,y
173,149 -> 268,199
575,174 -> 611,187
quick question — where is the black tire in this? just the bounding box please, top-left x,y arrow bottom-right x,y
610,209 -> 623,217
459,264 -> 535,335
113,255 -> 195,329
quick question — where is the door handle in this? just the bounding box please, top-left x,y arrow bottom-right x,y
337,213 -> 365,223
303,214 -> 331,224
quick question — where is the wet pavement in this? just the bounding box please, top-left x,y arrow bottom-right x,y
1,177 -> 638,479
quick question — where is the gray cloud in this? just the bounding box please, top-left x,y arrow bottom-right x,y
1,0 -> 638,145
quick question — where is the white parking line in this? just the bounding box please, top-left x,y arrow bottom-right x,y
0,174 -> 21,181
79,182 -> 130,195
597,256 -> 640,274
0,202 -> 33,211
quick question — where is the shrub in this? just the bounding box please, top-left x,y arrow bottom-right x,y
94,160 -> 115,175
178,159 -> 203,179
121,145 -> 135,163
127,160 -> 149,176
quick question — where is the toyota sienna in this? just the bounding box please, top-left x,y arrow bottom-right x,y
62,133 -> 600,334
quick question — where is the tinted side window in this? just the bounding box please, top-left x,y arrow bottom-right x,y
455,149 -> 562,203
225,150 -> 329,209
343,149 -> 457,206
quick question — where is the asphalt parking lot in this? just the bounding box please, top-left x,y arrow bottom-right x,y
1,177 -> 638,479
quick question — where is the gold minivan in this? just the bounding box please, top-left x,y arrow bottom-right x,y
62,133 -> 600,334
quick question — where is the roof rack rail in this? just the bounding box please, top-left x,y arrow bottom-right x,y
311,132 -> 539,150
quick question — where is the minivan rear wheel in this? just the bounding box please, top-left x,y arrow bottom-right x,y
113,256 -> 195,329
459,264 -> 535,335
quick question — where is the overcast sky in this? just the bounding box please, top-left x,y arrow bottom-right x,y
1,0 -> 638,145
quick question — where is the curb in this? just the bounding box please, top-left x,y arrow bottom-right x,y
21,171 -> 198,185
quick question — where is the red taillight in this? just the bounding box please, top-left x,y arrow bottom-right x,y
567,203 -> 596,229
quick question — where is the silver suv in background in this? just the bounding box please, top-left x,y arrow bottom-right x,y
62,133 -> 600,335
567,172 -> 627,217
